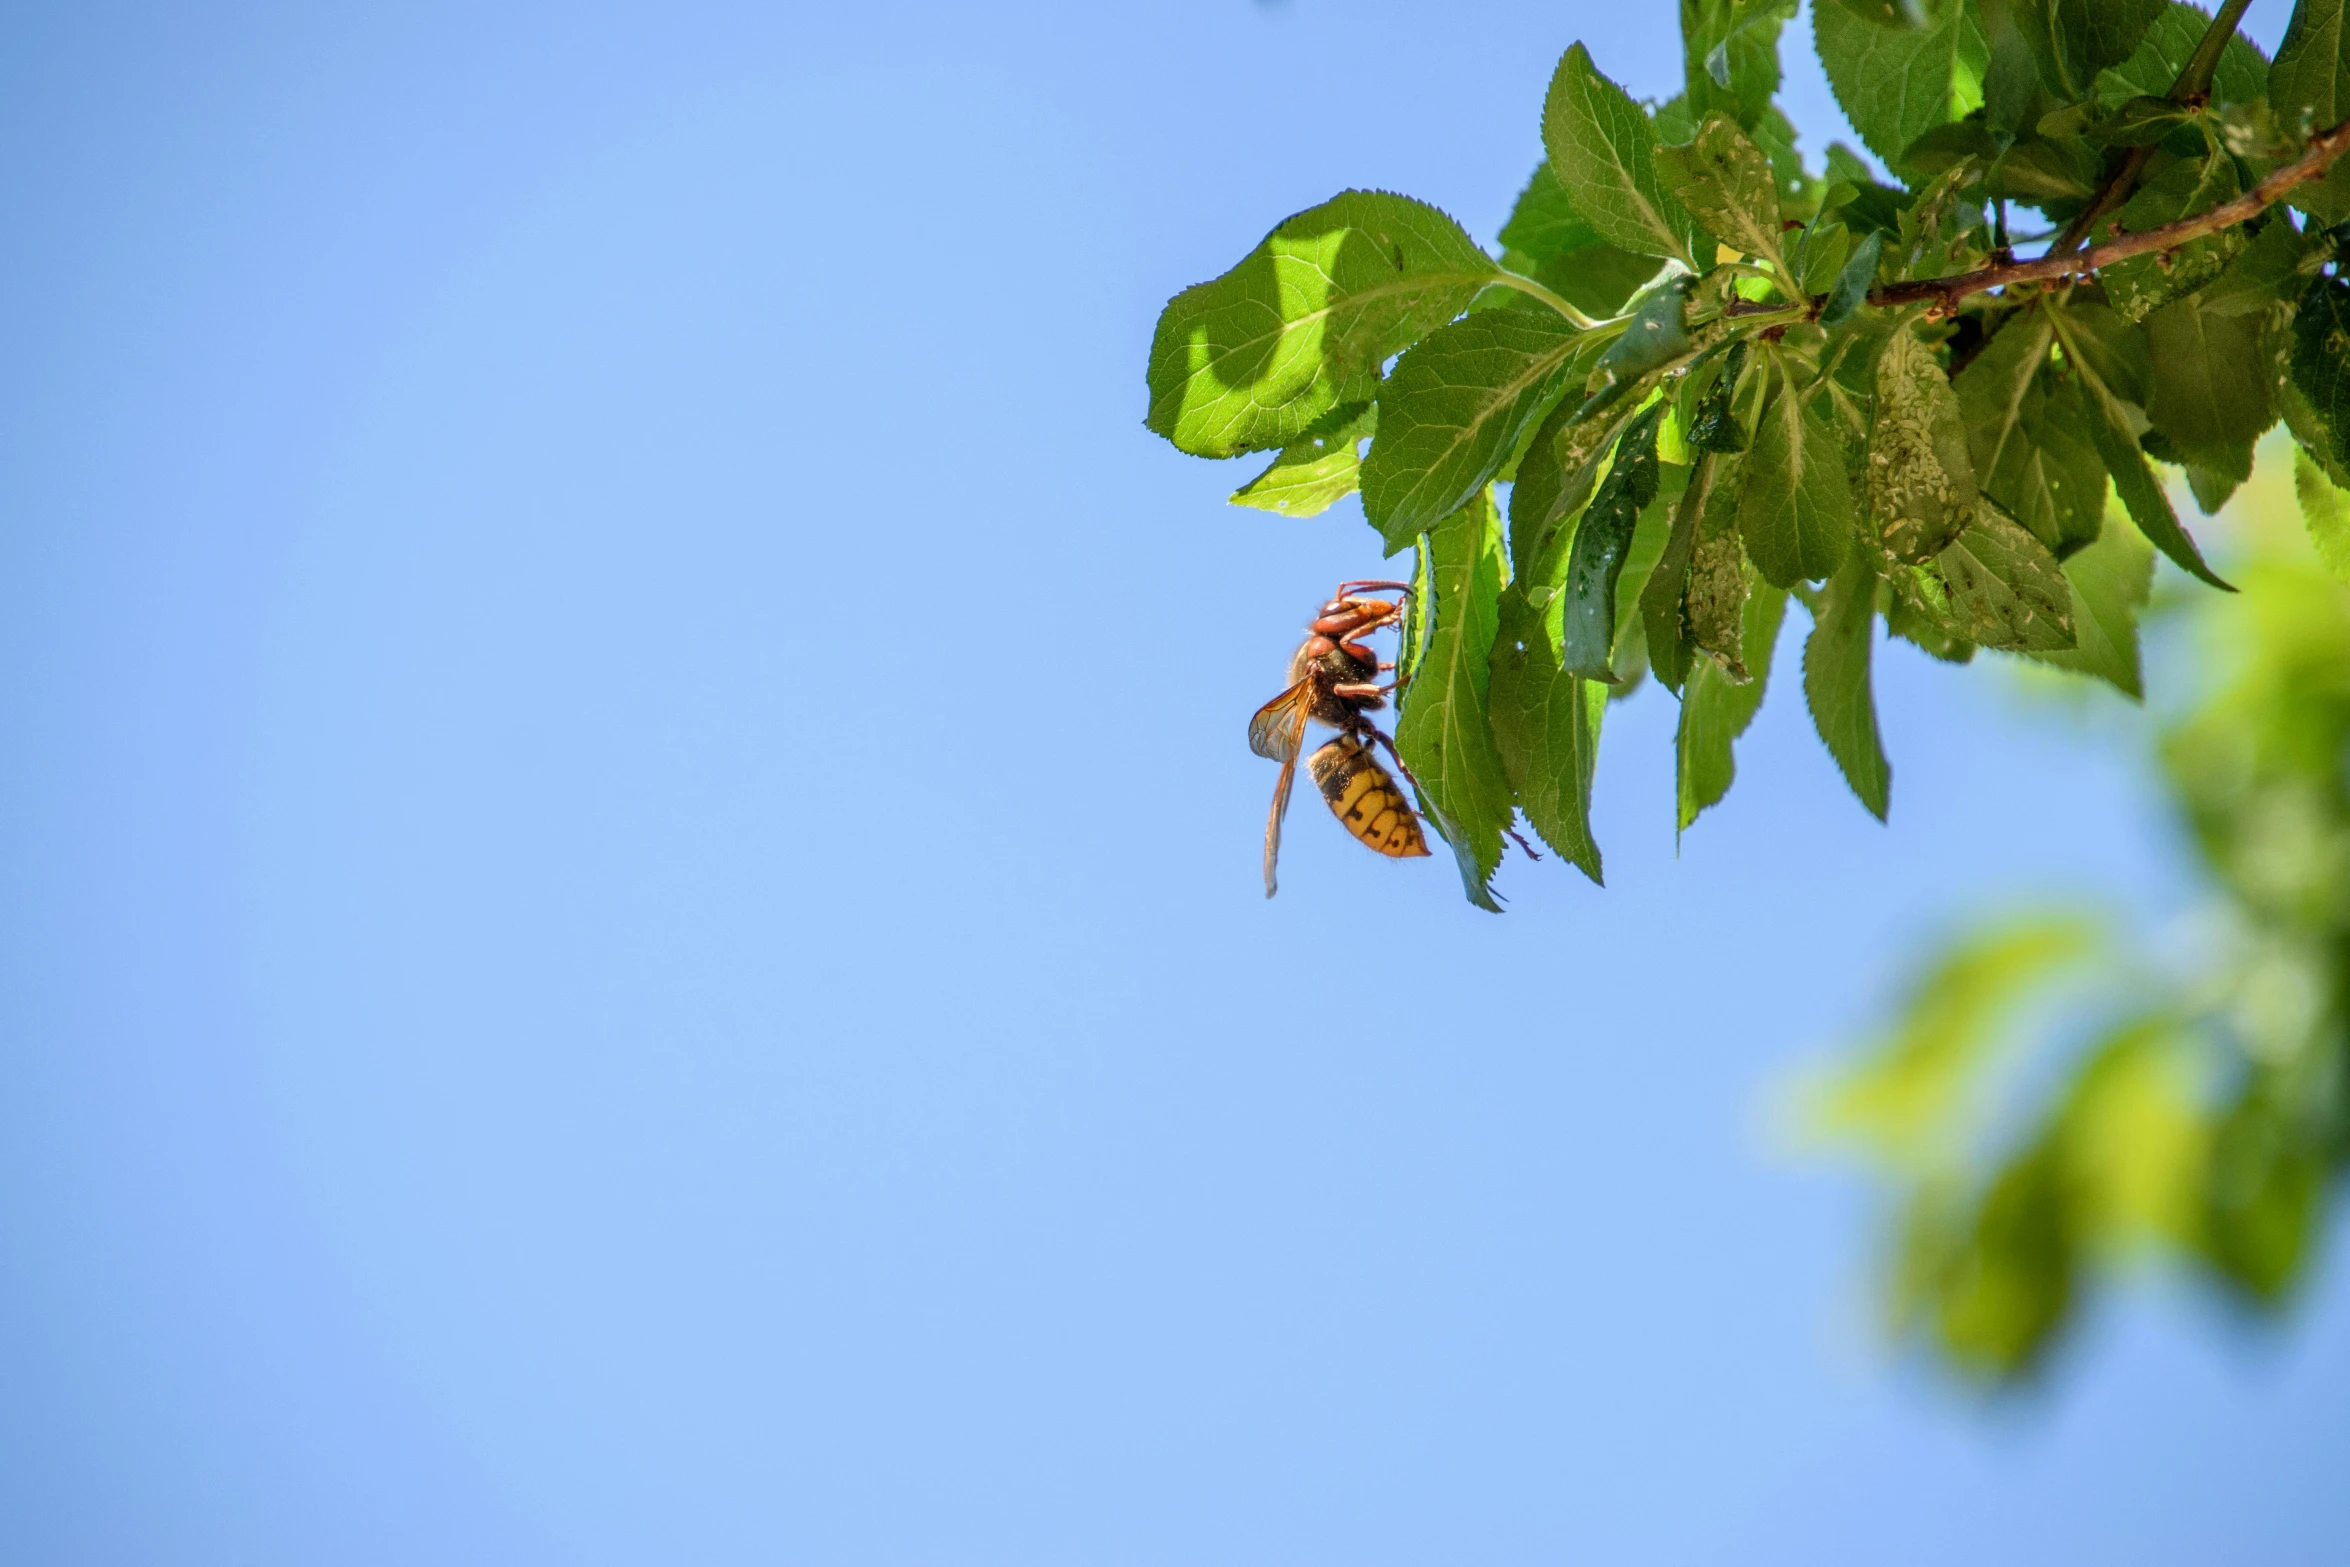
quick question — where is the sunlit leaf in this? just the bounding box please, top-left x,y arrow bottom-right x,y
1229,401 -> 1375,517
1146,191 -> 1498,458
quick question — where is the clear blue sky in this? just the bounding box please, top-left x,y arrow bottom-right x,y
1,1 -> 2343,1561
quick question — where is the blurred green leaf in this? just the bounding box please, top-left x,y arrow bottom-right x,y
1809,916 -> 2100,1163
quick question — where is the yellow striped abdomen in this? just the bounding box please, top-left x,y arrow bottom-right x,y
1308,735 -> 1429,859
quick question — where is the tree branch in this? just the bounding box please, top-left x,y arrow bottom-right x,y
1873,114 -> 2350,310
1725,114 -> 2350,322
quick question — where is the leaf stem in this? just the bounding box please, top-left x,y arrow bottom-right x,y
2050,0 -> 2256,255
1487,271 -> 1603,329
2171,0 -> 2256,108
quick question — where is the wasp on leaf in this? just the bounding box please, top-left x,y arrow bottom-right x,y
1249,582 -> 1431,897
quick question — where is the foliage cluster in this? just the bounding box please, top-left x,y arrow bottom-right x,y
1812,457 -> 2350,1380
1145,0 -> 2350,910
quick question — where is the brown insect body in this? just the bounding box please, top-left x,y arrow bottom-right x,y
1250,583 -> 1431,897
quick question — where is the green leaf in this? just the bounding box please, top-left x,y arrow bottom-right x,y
2157,432 -> 2254,512
1685,338 -> 1756,453
2200,1083 -> 2325,1302
1739,355 -> 1857,586
1229,402 -> 1376,517
2098,2 -> 2269,108
2282,375 -> 2350,488
2200,216 -> 2319,318
2293,447 -> 2350,583
1543,42 -> 1699,263
2050,302 -> 2233,588
2272,0 -> 2350,132
1797,216 -> 1856,296
1610,472 -> 1684,689
1642,456 -> 1716,693
1361,310 -> 1588,550
1809,915 -> 2101,1162
1925,1143 -> 2079,1377
2011,0 -> 2165,99
2290,274 -> 2350,476
1560,405 -> 1666,680
2023,512 -> 2155,696
1586,282 -> 1696,416
1145,191 -> 1499,458
1869,319 -> 1980,561
1954,308 -> 2108,556
1825,143 -> 1911,236
2142,295 -> 2279,456
1498,161 -> 1609,260
1804,550 -> 1893,819
2051,1019 -> 2207,1246
1498,164 -> 1667,320
1489,587 -> 1608,884
1395,492 -> 1514,910
1398,534 -> 1433,693
2101,151 -> 2246,322
1891,498 -> 2078,650
1814,0 -> 1976,170
1685,454 -> 1754,667
1677,574 -> 1789,832
1656,113 -> 1788,270
1509,392 -> 1649,572
1821,231 -> 1884,326
1941,500 -> 2078,651
1683,0 -> 1800,127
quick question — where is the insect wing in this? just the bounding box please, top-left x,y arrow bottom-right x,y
1308,736 -> 1430,859
1262,748 -> 1300,898
1248,681 -> 1311,761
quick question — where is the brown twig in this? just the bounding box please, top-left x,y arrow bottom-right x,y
1726,113 -> 2350,322
1868,113 -> 2350,309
